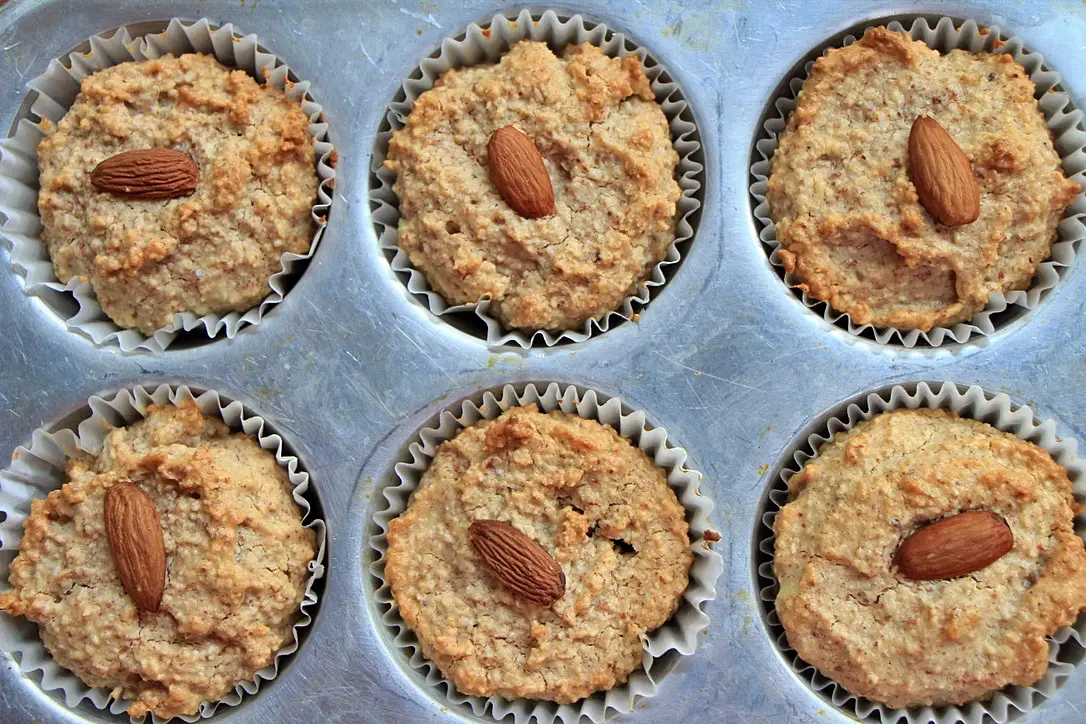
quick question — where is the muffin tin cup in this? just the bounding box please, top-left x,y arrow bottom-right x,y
0,383 -> 328,722
756,380 -> 1086,723
370,8 -> 704,347
0,17 -> 336,353
368,382 -> 723,722
749,16 -> 1086,348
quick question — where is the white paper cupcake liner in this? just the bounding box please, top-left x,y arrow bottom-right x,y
0,18 -> 336,353
370,9 -> 704,347
368,382 -> 723,722
756,381 -> 1086,723
0,384 -> 327,722
749,17 -> 1086,348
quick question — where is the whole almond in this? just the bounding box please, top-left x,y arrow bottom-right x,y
468,519 -> 565,606
894,510 -> 1013,581
487,126 -> 555,219
908,116 -> 980,227
104,482 -> 166,613
90,148 -> 199,200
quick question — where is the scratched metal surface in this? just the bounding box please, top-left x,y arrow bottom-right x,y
1,0 -> 1085,722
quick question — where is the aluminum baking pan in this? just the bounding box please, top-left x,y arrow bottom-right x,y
1,1 -> 1085,722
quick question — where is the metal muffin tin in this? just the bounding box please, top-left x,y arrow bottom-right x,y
1,0 -> 1084,722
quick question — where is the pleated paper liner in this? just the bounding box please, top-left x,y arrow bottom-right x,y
368,382 -> 723,722
749,17 -> 1086,348
370,8 -> 704,347
0,384 -> 327,722
0,18 -> 336,352
755,381 -> 1085,722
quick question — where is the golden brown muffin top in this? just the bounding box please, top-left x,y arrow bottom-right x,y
0,402 -> 317,718
37,53 -> 317,334
774,409 -> 1086,708
386,41 -> 681,332
768,28 -> 1078,331
386,406 -> 692,703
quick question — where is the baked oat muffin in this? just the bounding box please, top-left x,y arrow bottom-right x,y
385,40 -> 681,332
0,401 -> 317,718
774,409 -> 1086,708
385,405 -> 692,703
37,53 -> 317,335
767,28 -> 1080,331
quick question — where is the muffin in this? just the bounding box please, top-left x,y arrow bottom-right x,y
0,401 -> 317,718
767,27 -> 1080,331
773,408 -> 1086,708
385,405 -> 693,703
384,40 -> 681,332
37,53 -> 317,335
